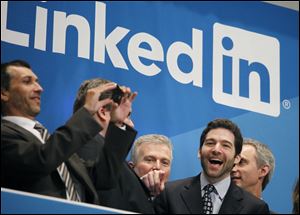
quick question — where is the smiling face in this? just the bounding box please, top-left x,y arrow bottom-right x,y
199,128 -> 237,183
1,66 -> 43,119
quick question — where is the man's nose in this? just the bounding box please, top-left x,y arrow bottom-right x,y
35,82 -> 44,92
153,160 -> 161,170
212,143 -> 222,154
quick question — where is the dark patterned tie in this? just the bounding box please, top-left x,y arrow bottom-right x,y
202,184 -> 215,214
34,122 -> 49,141
34,122 -> 81,202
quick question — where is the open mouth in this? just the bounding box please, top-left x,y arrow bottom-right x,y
209,159 -> 223,165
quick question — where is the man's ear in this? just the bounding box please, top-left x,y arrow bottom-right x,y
1,89 -> 9,102
128,161 -> 135,169
97,107 -> 108,121
197,150 -> 201,159
259,165 -> 270,179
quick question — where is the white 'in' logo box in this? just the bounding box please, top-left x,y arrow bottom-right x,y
212,23 -> 280,117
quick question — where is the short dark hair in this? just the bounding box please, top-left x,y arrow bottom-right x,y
73,78 -> 111,113
1,60 -> 31,91
1,60 -> 31,115
199,119 -> 243,156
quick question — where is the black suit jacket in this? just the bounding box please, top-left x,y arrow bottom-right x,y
154,174 -> 270,214
1,108 -> 102,204
77,131 -> 155,214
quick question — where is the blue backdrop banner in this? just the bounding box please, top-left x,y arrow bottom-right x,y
1,1 -> 298,213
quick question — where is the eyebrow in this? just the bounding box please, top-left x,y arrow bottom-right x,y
21,75 -> 38,81
205,138 -> 233,144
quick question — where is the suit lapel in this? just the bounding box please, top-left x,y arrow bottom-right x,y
66,154 -> 99,204
180,175 -> 203,214
67,154 -> 95,191
2,119 -> 42,143
219,182 -> 243,214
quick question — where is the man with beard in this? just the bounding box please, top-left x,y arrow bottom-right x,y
154,119 -> 270,214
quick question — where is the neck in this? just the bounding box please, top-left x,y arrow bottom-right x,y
4,108 -> 36,120
204,172 -> 230,184
247,185 -> 262,199
202,173 -> 230,185
4,113 -> 35,120
99,126 -> 107,137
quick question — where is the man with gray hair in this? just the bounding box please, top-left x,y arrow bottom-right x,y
231,138 -> 275,200
129,134 -> 173,197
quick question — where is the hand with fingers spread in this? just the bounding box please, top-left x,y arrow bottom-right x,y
83,82 -> 117,116
110,86 -> 137,127
124,113 -> 134,128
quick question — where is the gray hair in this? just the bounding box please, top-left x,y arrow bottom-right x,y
131,134 -> 173,163
243,138 -> 275,190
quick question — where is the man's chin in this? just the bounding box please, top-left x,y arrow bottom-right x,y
31,109 -> 41,117
206,170 -> 222,179
231,178 -> 241,185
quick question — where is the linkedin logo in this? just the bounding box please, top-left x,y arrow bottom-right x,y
213,23 -> 280,117
1,1 -> 281,117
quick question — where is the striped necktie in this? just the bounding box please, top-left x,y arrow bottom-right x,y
34,122 -> 49,142
34,122 -> 81,202
57,162 -> 81,202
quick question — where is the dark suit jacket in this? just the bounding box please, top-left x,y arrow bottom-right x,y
154,174 -> 270,214
1,108 -> 102,204
77,131 -> 155,214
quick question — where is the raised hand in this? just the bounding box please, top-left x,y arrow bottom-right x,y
84,82 -> 117,115
110,86 -> 137,126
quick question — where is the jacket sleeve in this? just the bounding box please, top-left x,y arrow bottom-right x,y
1,107 -> 102,181
91,122 -> 137,190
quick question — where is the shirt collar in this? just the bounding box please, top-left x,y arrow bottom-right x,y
2,116 -> 37,129
2,116 -> 45,142
200,172 -> 231,200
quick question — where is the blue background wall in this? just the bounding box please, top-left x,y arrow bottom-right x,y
1,1 -> 298,213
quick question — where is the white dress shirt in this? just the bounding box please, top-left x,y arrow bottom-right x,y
2,116 -> 45,143
200,173 -> 231,214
